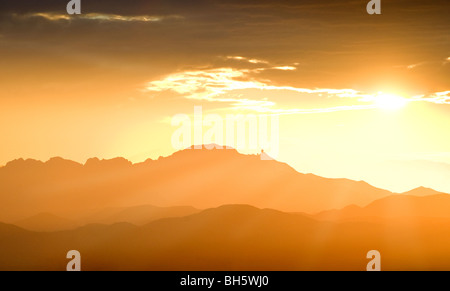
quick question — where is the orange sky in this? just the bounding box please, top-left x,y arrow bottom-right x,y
0,0 -> 449,193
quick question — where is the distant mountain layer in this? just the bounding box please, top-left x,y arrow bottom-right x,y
402,186 -> 447,197
15,213 -> 79,232
2,204 -> 450,271
0,147 -> 400,221
82,204 -> 200,226
13,205 -> 200,232
316,194 -> 450,222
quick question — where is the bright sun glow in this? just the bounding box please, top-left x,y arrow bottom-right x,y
375,93 -> 409,110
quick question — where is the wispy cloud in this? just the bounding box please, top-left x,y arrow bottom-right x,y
29,13 -> 71,21
146,68 -> 362,99
272,66 -> 297,71
412,91 -> 450,104
146,67 -> 375,114
393,61 -> 428,70
261,104 -> 377,115
225,56 -> 269,65
225,56 -> 299,72
18,12 -> 180,23
146,68 -> 274,110
407,62 -> 427,70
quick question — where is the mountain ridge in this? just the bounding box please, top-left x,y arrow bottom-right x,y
316,194 -> 450,222
2,204 -> 450,270
0,146 -> 446,223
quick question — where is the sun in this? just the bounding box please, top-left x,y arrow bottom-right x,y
374,93 -> 409,111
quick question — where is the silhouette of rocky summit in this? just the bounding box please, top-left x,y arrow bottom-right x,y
0,145 -> 443,223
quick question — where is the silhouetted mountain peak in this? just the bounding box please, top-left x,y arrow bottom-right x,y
85,157 -> 100,165
3,158 -> 44,169
189,204 -> 316,225
403,186 -> 444,197
161,144 -> 249,165
45,157 -> 82,168
84,157 -> 132,168
177,144 -> 240,155
187,144 -> 233,150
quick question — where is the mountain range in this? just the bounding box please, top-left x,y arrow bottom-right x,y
315,193 -> 450,223
0,146 -> 432,223
2,203 -> 450,271
1,145 -> 450,270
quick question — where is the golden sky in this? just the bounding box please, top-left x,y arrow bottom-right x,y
0,0 -> 449,193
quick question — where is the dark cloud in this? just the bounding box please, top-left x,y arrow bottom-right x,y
1,0 -> 448,18
0,0 -> 211,15
0,0 -> 448,93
